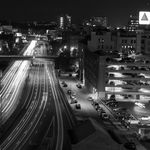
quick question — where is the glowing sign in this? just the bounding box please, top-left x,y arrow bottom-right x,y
139,11 -> 150,25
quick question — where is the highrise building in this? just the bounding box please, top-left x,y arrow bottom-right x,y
126,15 -> 139,31
58,14 -> 71,30
83,16 -> 108,27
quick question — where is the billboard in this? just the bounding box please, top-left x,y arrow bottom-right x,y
139,11 -> 150,25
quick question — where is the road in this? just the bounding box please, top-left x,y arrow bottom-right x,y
0,40 -> 75,150
0,40 -> 37,124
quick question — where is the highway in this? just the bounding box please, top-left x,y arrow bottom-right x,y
0,40 -> 75,150
0,40 -> 37,124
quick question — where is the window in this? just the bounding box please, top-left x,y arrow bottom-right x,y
141,40 -> 145,44
98,38 -> 104,43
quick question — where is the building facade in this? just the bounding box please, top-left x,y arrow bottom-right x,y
58,14 -> 71,30
88,30 -> 116,52
126,15 -> 139,31
84,48 -> 150,102
87,28 -> 150,55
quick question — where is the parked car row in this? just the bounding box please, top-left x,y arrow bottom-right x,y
66,89 -> 81,109
91,100 -> 109,120
108,65 -> 150,72
102,98 -> 135,129
61,81 -> 68,87
106,56 -> 150,66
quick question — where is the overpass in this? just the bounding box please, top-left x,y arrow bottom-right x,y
0,55 -> 58,61
0,55 -> 79,61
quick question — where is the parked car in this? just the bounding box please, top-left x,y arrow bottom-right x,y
137,74 -> 145,78
61,81 -> 66,85
109,74 -> 114,77
87,96 -> 94,101
76,83 -> 82,89
109,81 -> 115,85
70,94 -> 76,100
63,83 -> 68,87
70,99 -> 78,104
102,114 -> 109,119
95,105 -> 101,110
67,89 -> 72,95
76,104 -> 81,109
109,94 -> 116,101
124,142 -> 136,150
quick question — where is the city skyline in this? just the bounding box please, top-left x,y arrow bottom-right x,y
0,0 -> 150,26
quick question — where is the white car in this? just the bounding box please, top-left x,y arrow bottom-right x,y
140,116 -> 150,121
135,102 -> 145,108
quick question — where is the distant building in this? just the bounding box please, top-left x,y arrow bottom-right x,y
126,15 -> 139,31
88,30 -> 116,52
87,28 -> 150,55
83,16 -> 108,28
116,30 -> 137,54
58,14 -> 71,30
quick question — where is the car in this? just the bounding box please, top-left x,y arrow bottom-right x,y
102,114 -> 109,119
76,104 -> 81,109
70,99 -> 78,104
124,142 -> 136,150
76,83 -> 82,89
94,102 -> 99,107
109,94 -> 116,100
139,116 -> 150,121
70,92 -> 76,98
140,67 -> 147,71
67,89 -> 72,95
91,101 -> 96,105
135,102 -> 145,108
87,96 -> 94,101
95,105 -> 101,110
63,83 -> 68,87
122,87 -> 133,90
145,60 -> 150,64
109,74 -> 114,77
113,107 -> 127,112
98,109 -> 105,116
109,81 -> 115,85
135,59 -> 145,63
97,108 -> 103,113
137,75 -> 145,78
100,111 -> 107,117
120,66 -> 125,70
108,103 -> 118,108
61,81 -> 66,85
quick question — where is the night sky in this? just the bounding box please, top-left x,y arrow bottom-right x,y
0,0 -> 150,26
